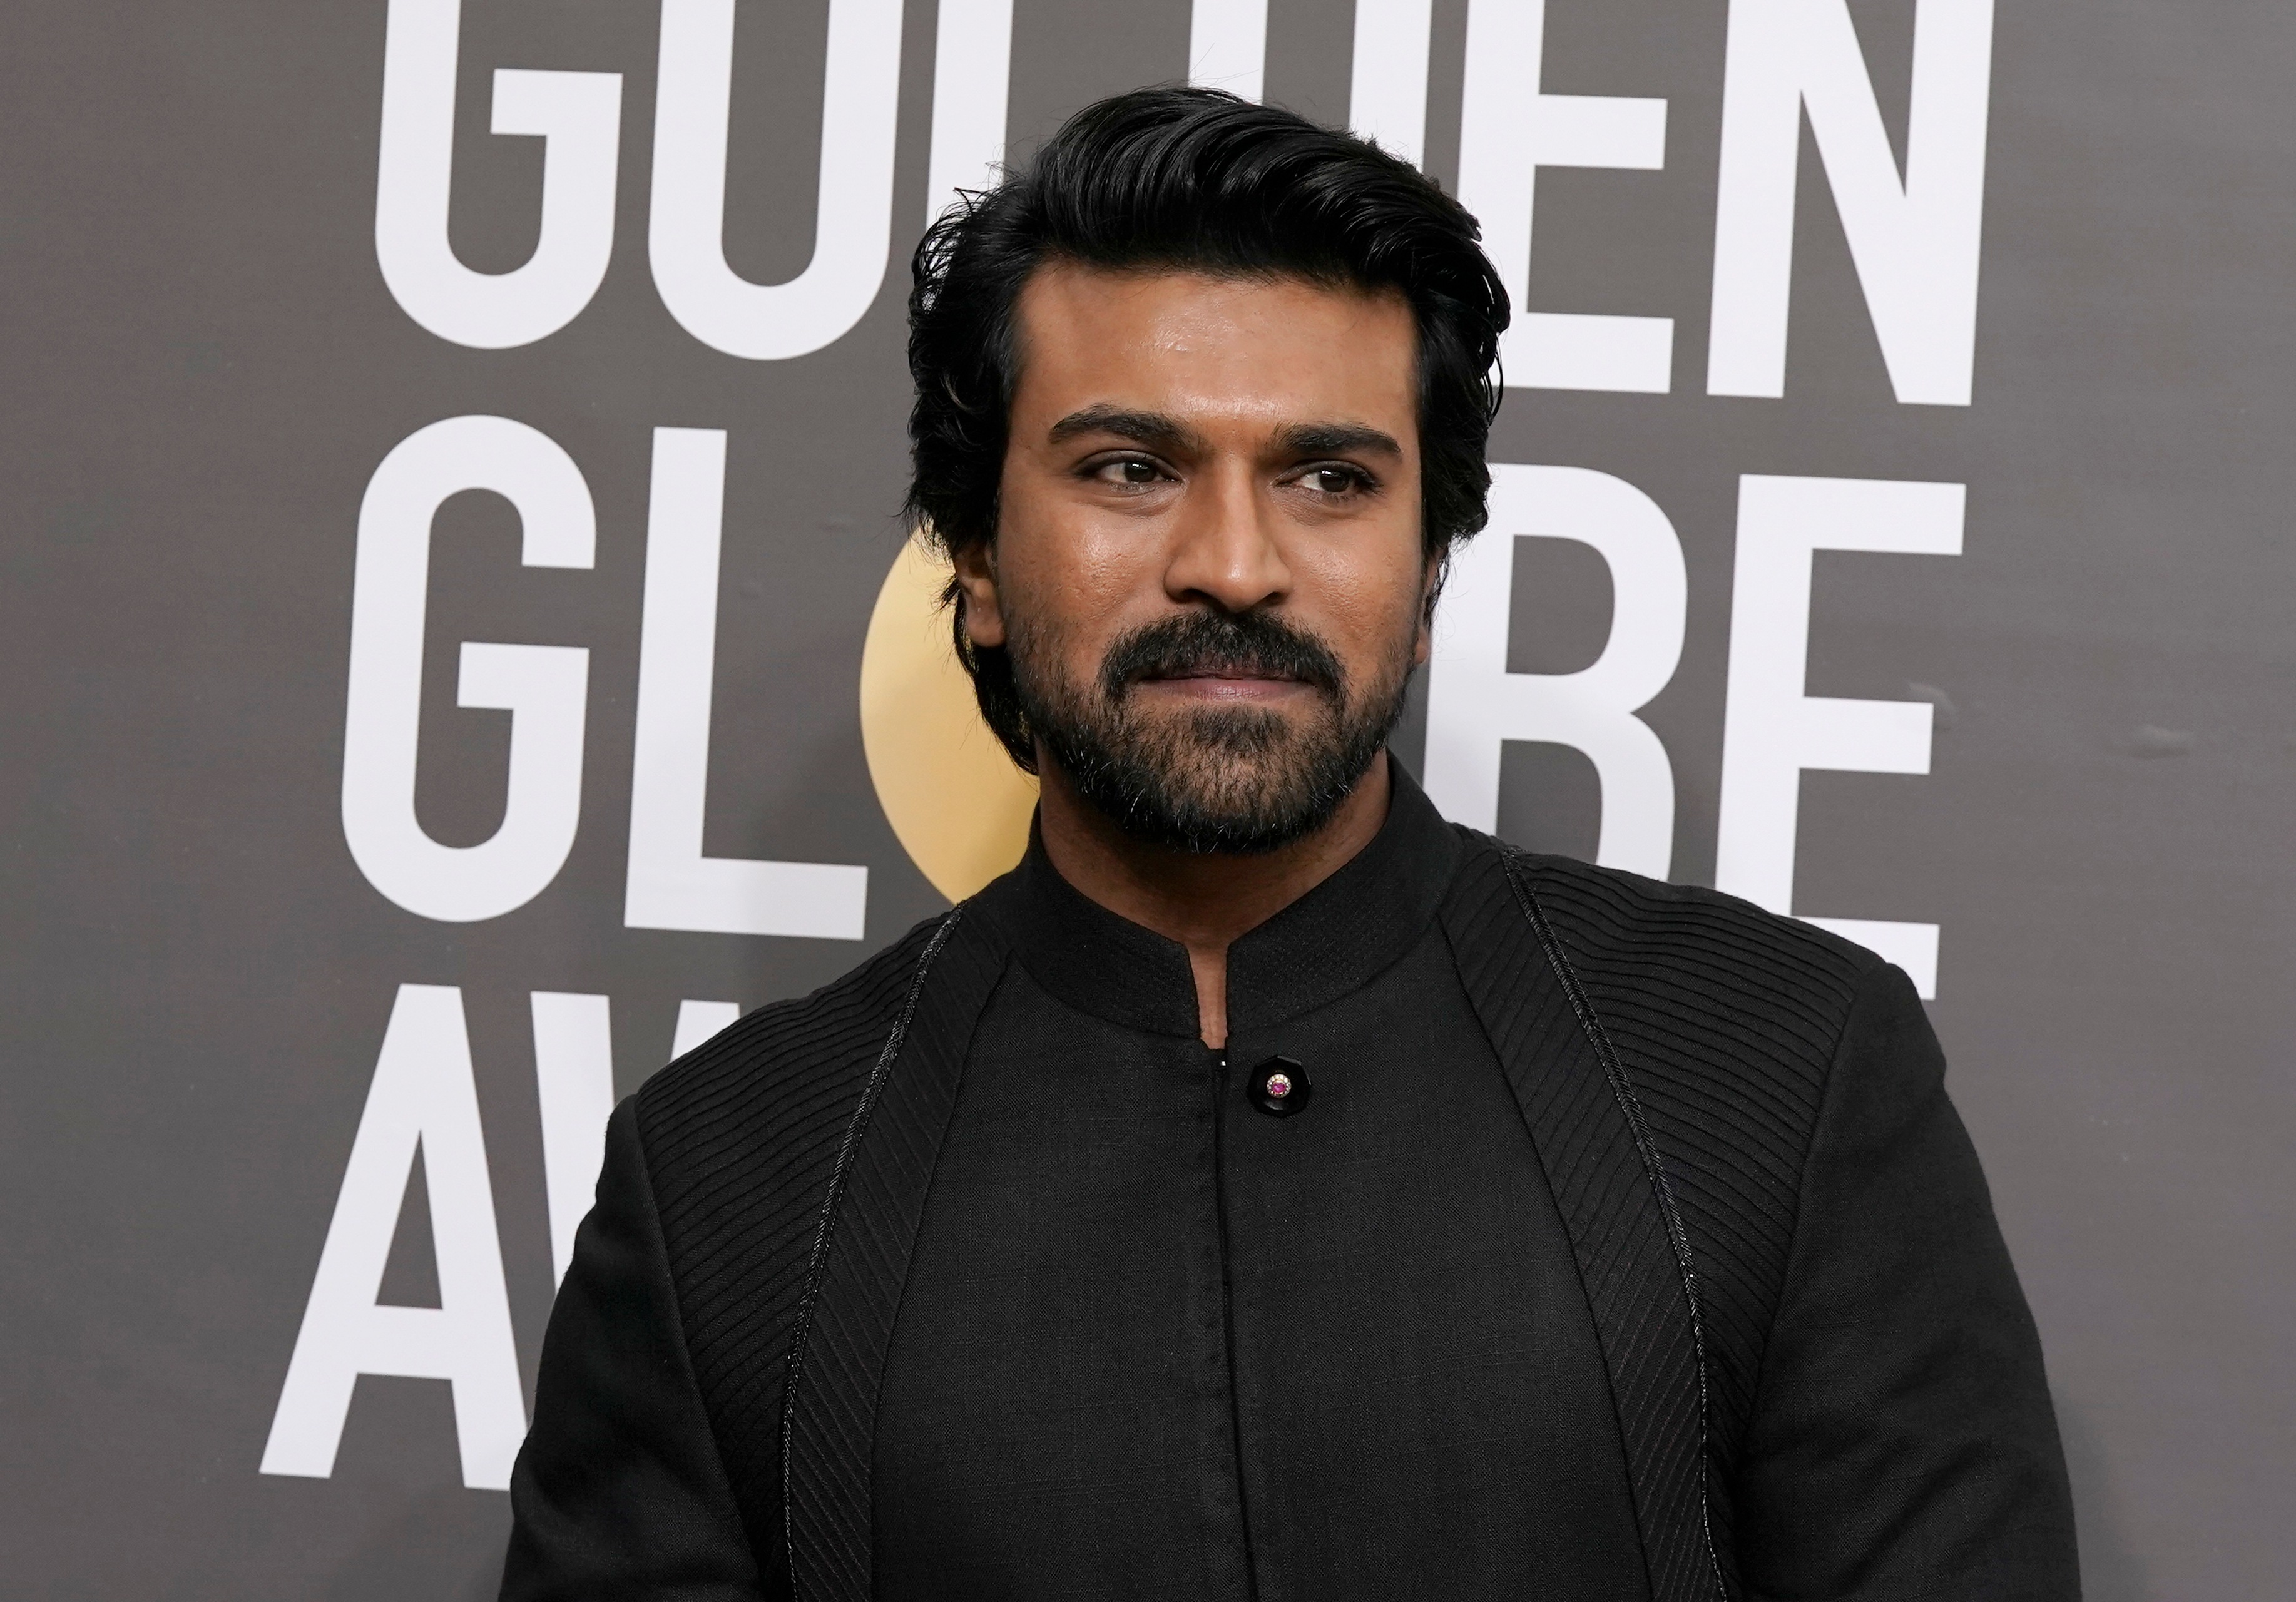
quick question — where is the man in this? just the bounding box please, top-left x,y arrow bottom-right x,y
503,88 -> 2078,1601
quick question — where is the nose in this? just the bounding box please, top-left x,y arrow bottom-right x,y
1162,457 -> 1292,614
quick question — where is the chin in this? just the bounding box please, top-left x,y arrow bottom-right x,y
1083,733 -> 1375,856
1021,654 -> 1409,855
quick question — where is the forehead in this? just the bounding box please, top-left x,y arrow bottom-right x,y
1008,263 -> 1417,430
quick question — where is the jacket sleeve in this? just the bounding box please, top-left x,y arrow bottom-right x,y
501,1098 -> 767,1601
1731,962 -> 2081,1601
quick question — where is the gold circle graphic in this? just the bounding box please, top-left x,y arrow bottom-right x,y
859,537 -> 1039,901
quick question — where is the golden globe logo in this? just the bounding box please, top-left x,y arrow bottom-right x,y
859,538 -> 1038,900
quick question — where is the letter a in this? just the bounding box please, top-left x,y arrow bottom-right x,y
261,984 -> 526,1491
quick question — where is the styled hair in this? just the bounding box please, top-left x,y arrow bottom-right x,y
905,85 -> 1509,769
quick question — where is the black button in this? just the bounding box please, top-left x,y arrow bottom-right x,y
1247,1055 -> 1310,1118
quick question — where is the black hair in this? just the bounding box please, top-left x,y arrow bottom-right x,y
904,84 -> 1509,770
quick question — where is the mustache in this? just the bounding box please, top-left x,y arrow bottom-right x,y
1097,610 -> 1346,701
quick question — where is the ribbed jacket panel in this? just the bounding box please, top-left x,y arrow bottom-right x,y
785,917 -> 1007,1602
1446,842 -> 1709,1602
1519,850 -> 1878,1574
632,915 -> 954,1566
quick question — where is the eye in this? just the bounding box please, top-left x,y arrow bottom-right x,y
1089,456 -> 1170,488
1298,464 -> 1372,497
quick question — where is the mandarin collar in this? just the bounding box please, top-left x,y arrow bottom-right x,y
969,762 -> 1462,1039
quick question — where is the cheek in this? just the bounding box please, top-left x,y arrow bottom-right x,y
1001,534 -> 1128,643
994,524 -> 1150,683
1293,540 -> 1429,664
997,489 -> 1168,645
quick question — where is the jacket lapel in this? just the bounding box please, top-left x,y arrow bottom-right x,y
1443,839 -> 1724,1602
782,907 -> 1009,1602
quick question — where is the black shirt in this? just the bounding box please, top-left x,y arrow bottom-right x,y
872,782 -> 1643,1599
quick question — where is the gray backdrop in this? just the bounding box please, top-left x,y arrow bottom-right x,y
3,1 -> 2289,1596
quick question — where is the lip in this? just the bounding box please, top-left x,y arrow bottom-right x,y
1134,671 -> 1313,701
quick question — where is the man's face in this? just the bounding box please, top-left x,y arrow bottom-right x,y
954,263 -> 1434,853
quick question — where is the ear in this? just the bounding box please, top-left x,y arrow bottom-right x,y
1414,548 -> 1447,666
950,538 -> 1008,650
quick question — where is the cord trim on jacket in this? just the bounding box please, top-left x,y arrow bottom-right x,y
780,906 -> 964,1601
1501,851 -> 1728,1602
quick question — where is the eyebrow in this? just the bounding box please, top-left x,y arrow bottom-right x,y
1274,421 -> 1404,460
1046,405 -> 1404,462
1046,406 -> 1203,454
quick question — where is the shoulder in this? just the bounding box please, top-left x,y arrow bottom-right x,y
629,911 -> 964,1320
1447,827 -> 1884,1069
633,912 -> 956,1182
1444,832 -> 1924,1474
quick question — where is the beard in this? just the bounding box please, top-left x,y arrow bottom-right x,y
1004,604 -> 1416,855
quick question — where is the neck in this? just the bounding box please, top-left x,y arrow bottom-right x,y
1033,752 -> 1393,1051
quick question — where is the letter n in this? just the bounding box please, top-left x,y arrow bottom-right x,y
1707,0 -> 1995,404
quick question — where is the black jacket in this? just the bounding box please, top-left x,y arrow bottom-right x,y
501,803 -> 2078,1601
